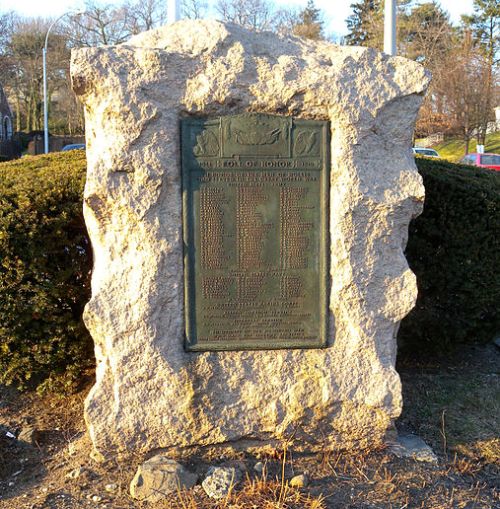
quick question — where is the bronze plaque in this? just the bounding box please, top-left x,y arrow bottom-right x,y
182,113 -> 329,351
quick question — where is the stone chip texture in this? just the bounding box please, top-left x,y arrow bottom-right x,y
129,456 -> 197,502
389,434 -> 439,463
71,20 -> 430,457
202,466 -> 241,499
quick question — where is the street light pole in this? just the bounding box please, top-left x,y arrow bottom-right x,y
167,0 -> 181,22
384,0 -> 397,56
43,42 -> 49,154
43,11 -> 84,154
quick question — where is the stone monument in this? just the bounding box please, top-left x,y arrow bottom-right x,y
71,20 -> 430,458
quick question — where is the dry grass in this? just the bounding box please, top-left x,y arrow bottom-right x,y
0,343 -> 498,508
170,476 -> 326,509
399,346 -> 500,467
163,445 -> 326,509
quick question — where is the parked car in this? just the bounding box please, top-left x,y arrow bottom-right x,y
412,147 -> 440,157
62,143 -> 85,152
459,153 -> 500,171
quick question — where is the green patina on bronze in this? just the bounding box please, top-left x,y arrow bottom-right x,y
182,113 -> 329,351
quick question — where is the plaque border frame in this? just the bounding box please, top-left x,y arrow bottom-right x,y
181,114 -> 330,352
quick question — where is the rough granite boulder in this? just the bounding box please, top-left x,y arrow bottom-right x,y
71,20 -> 430,458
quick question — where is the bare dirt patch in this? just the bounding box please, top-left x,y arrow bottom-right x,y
1,344 -> 498,508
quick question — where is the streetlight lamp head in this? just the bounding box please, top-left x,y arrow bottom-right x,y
43,8 -> 87,154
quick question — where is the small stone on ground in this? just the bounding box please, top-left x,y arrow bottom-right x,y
290,473 -> 308,488
389,434 -> 438,463
253,461 -> 264,474
129,455 -> 197,503
202,466 -> 241,499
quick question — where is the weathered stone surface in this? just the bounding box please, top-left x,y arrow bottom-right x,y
389,434 -> 438,463
129,456 -> 197,502
71,20 -> 430,457
202,466 -> 241,499
290,473 -> 308,488
493,335 -> 500,350
253,461 -> 264,474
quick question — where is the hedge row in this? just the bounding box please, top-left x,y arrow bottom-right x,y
400,157 -> 500,353
0,152 -> 498,391
0,151 -> 93,392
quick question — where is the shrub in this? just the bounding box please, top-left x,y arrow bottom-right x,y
0,151 -> 93,392
0,152 -> 497,389
399,158 -> 500,354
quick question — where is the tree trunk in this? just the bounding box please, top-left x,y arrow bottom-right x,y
15,94 -> 21,132
25,94 -> 32,132
464,123 -> 470,155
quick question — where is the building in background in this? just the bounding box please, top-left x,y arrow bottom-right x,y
0,82 -> 21,161
0,83 -> 13,142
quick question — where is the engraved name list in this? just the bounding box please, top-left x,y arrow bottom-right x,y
182,114 -> 329,351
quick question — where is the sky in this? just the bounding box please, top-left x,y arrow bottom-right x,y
0,0 -> 476,38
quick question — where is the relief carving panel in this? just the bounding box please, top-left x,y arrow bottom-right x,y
182,114 -> 329,351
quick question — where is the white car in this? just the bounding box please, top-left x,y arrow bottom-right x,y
412,147 -> 440,158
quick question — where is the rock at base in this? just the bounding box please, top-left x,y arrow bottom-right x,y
290,473 -> 308,488
129,455 -> 197,502
389,434 -> 438,463
492,336 -> 500,350
202,466 -> 242,499
253,461 -> 265,474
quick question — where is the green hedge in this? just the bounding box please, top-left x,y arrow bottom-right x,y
0,151 -> 93,392
0,152 -> 498,391
399,158 -> 500,353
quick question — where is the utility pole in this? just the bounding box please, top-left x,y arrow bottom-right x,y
168,0 -> 181,22
384,0 -> 396,56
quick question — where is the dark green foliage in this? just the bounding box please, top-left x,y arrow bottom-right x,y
0,151 -> 93,392
344,0 -> 381,46
0,151 -> 498,387
400,157 -> 500,354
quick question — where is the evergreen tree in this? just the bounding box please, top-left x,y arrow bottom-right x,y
344,0 -> 413,50
344,0 -> 381,46
292,0 -> 324,40
462,0 -> 499,63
